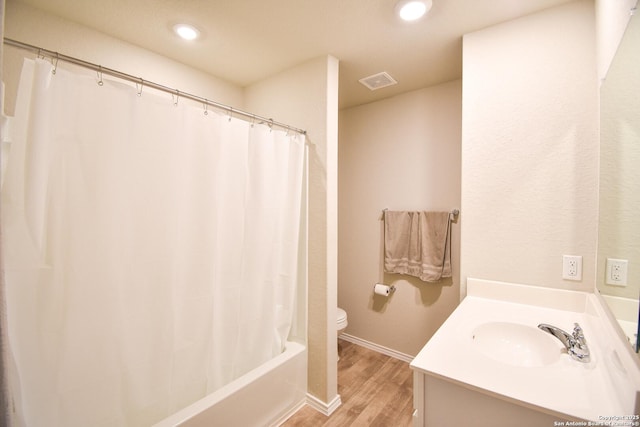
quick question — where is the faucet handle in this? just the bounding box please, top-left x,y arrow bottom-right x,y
539,322 -> 590,362
573,323 -> 587,346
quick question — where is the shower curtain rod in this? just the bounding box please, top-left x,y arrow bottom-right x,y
3,38 -> 307,135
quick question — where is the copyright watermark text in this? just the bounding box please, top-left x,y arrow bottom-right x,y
553,415 -> 640,426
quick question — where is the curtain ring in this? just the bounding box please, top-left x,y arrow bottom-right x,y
268,118 -> 274,132
52,53 -> 59,75
173,90 -> 179,107
203,101 -> 209,116
228,107 -> 233,122
97,66 -> 104,86
136,78 -> 143,97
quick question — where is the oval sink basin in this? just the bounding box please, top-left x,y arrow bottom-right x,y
471,322 -> 561,367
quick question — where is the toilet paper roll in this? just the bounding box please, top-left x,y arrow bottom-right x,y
374,283 -> 391,296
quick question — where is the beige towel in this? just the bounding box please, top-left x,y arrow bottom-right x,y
383,211 -> 451,282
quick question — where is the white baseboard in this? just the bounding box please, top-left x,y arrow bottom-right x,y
339,333 -> 414,363
275,394 -> 341,426
305,393 -> 342,416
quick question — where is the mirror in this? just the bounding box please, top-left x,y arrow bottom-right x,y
597,12 -> 640,353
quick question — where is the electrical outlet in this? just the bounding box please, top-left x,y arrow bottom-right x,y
562,255 -> 582,281
606,258 -> 628,286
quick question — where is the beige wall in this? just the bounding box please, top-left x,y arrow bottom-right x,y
461,0 -> 599,295
245,56 -> 340,406
338,80 -> 462,357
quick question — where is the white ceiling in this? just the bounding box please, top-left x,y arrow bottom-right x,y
15,0 -> 574,109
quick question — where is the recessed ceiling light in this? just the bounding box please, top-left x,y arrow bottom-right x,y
173,24 -> 200,41
396,0 -> 432,22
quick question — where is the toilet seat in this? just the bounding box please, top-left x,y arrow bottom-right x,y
337,308 -> 348,330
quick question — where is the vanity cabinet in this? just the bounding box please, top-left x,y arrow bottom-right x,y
412,371 -> 565,427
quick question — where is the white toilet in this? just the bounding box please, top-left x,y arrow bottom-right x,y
337,307 -> 348,359
337,307 -> 348,334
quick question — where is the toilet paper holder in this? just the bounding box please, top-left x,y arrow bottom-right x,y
373,283 -> 396,295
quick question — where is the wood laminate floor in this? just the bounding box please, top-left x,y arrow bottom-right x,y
281,339 -> 414,427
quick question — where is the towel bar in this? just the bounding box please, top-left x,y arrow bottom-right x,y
381,208 -> 460,221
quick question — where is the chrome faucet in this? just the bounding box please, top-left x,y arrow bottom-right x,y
538,323 -> 590,362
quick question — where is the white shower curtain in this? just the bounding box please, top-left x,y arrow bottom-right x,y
1,58 -> 305,426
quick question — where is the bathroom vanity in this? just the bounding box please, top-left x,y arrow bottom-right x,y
410,278 -> 640,427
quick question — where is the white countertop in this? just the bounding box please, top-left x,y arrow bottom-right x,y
410,278 -> 640,421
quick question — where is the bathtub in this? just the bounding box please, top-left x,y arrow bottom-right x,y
153,341 -> 307,427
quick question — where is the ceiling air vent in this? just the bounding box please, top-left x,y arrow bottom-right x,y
359,72 -> 397,91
